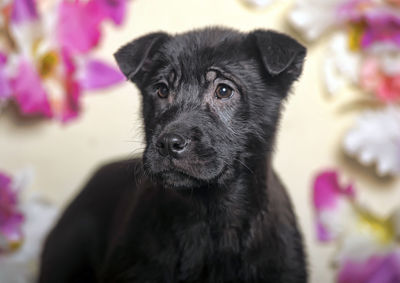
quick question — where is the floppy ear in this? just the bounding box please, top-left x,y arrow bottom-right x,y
114,32 -> 170,82
250,30 -> 306,80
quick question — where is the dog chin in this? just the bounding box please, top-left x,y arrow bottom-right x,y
156,170 -> 203,189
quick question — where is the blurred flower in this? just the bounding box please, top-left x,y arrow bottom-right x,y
313,170 -> 400,283
343,106 -> 400,176
313,170 -> 355,242
11,58 -> 52,118
323,32 -> 362,95
1,0 -> 126,123
0,172 -> 24,254
0,197 -> 58,283
0,53 -> 12,101
291,0 -> 400,175
360,57 -> 400,102
57,0 -> 126,54
338,0 -> 400,50
0,169 -> 58,283
338,251 -> 400,283
289,0 -> 346,41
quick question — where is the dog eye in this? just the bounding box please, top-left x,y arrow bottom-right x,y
156,84 -> 169,98
215,84 -> 233,99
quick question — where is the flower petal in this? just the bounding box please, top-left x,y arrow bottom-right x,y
60,78 -> 81,123
57,1 -> 103,54
313,170 -> 354,211
11,0 -> 38,24
288,0 -> 343,41
343,106 -> 400,176
78,59 -> 125,90
0,53 -> 11,100
0,171 -> 24,254
338,251 -> 400,283
313,170 -> 355,241
10,59 -> 52,117
95,0 -> 127,25
50,49 -> 82,123
361,13 -> 400,49
360,57 -> 383,93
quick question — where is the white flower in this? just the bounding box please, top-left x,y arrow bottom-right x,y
344,106 -> 400,176
323,32 -> 362,95
0,196 -> 58,283
288,0 -> 346,41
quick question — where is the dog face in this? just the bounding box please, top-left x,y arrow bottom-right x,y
115,28 -> 306,189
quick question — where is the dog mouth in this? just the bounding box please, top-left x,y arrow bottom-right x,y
156,164 -> 228,189
143,153 -> 227,188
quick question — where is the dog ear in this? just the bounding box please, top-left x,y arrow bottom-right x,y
114,32 -> 170,82
250,30 -> 306,80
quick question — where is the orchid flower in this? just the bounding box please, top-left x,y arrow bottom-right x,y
0,172 -> 24,254
0,196 -> 58,283
313,170 -> 400,283
337,0 -> 400,50
313,170 -> 355,242
1,0 -> 125,123
359,56 -> 400,102
0,169 -> 58,283
0,52 -> 12,102
343,106 -> 400,176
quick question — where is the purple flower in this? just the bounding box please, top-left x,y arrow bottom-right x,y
338,0 -> 400,49
313,170 -> 355,242
361,12 -> 400,49
2,0 -> 126,123
10,58 -> 52,118
0,52 -> 11,100
78,59 -> 125,90
0,172 -> 24,253
11,0 -> 38,24
57,1 -> 104,54
57,0 -> 127,54
338,251 -> 400,283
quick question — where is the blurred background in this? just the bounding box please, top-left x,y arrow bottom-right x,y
1,0 -> 400,282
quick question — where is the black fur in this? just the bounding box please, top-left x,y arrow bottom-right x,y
38,27 -> 307,283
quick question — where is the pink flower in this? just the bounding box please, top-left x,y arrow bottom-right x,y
338,251 -> 400,283
360,57 -> 400,102
312,169 -> 400,282
313,170 -> 355,242
10,59 -> 52,117
313,170 -> 355,211
361,13 -> 400,49
378,75 -> 400,102
57,1 -> 104,54
0,52 -> 11,100
338,0 -> 400,49
57,49 -> 82,122
95,0 -> 127,25
0,172 -> 24,254
2,0 -> 126,123
11,0 -> 38,23
78,59 -> 125,90
57,0 -> 126,54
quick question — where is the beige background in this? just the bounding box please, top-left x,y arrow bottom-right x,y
1,0 -> 400,282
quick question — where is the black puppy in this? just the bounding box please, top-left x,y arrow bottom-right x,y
38,27 -> 307,283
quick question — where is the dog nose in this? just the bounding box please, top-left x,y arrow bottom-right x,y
156,133 -> 188,157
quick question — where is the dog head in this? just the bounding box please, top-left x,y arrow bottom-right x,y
115,27 -> 306,189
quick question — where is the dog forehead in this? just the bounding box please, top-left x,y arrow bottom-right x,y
156,28 -> 250,81
162,28 -> 245,62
